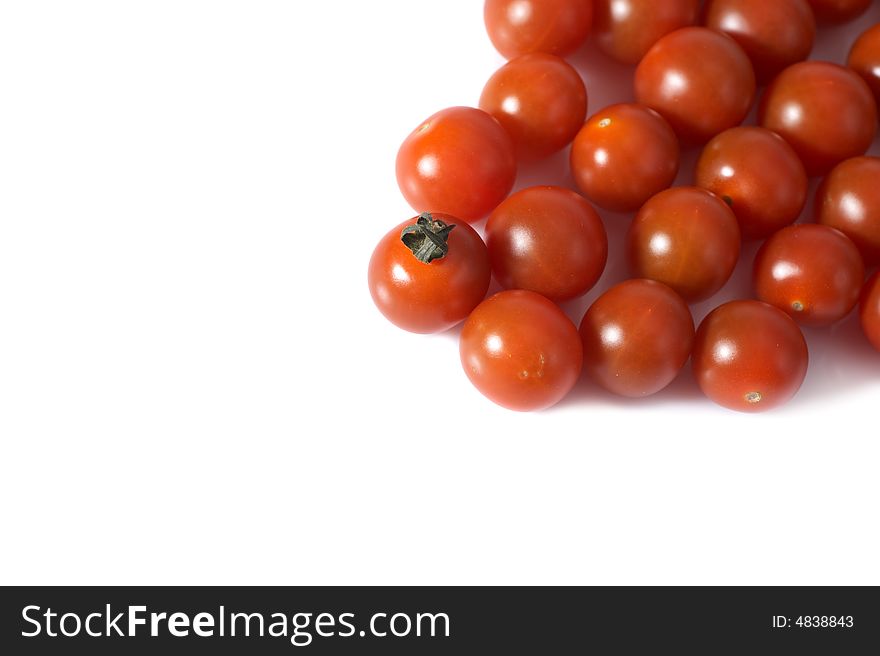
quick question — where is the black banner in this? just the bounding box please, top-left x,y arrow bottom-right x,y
1,586 -> 878,654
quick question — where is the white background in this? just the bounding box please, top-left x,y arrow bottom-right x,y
1,1 -> 878,585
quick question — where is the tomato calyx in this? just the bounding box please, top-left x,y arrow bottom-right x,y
401,212 -> 457,263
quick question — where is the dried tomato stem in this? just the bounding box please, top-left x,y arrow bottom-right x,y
400,212 -> 456,263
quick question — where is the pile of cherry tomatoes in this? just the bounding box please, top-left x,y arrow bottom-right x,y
369,0 -> 880,413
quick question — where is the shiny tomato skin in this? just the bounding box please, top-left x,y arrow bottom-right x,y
815,156 -> 880,266
459,290 -> 583,411
693,300 -> 808,412
703,0 -> 816,84
570,103 -> 679,213
368,215 -> 491,334
486,186 -> 608,302
848,23 -> 880,109
479,53 -> 587,159
807,0 -> 871,23
861,272 -> 880,352
634,27 -> 756,143
396,107 -> 516,223
695,126 -> 808,240
579,279 -> 695,398
758,61 -> 877,177
627,187 -> 741,303
484,0 -> 593,59
593,0 -> 699,65
753,224 -> 865,327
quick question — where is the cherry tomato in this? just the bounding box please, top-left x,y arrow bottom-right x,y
486,186 -> 608,302
483,0 -> 593,59
848,23 -> 880,109
807,0 -> 871,23
368,213 -> 491,334
815,156 -> 880,266
861,272 -> 880,352
459,290 -> 583,411
479,53 -> 587,159
579,279 -> 694,397
593,0 -> 699,65
695,127 -> 808,240
396,107 -> 516,223
758,61 -> 877,177
627,187 -> 741,302
693,300 -> 808,412
703,0 -> 815,84
634,27 -> 756,143
753,224 -> 865,327
570,103 -> 679,213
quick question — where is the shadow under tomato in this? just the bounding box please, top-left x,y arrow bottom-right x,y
512,146 -> 577,195
793,308 -> 880,404
567,39 -> 636,112
553,361 -> 704,411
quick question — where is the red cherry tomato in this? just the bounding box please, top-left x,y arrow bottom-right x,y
703,0 -> 815,84
579,279 -> 694,397
693,300 -> 809,412
758,61 -> 877,177
815,156 -> 880,266
627,187 -> 741,302
486,186 -> 608,302
848,23 -> 880,109
570,103 -> 679,213
753,224 -> 865,327
807,0 -> 871,23
396,107 -> 516,223
479,53 -> 587,159
695,126 -> 808,240
593,0 -> 699,65
368,213 -> 491,334
634,27 -> 756,143
861,272 -> 880,352
459,290 -> 583,411
483,0 -> 593,59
